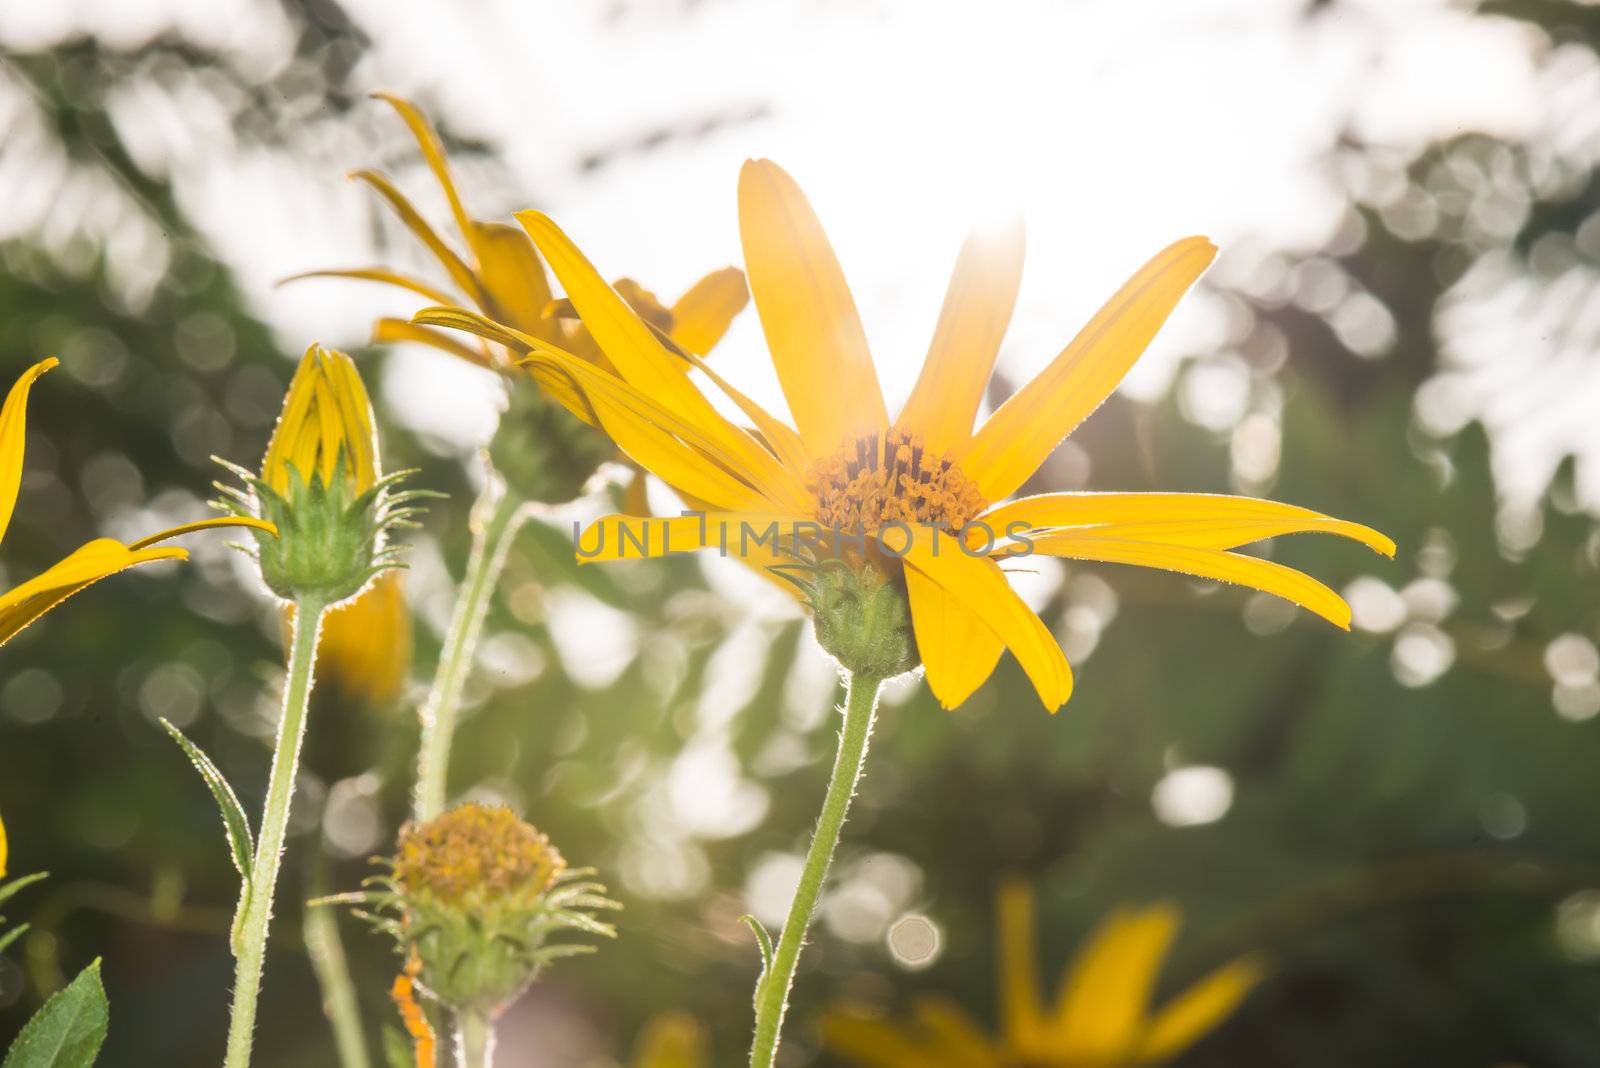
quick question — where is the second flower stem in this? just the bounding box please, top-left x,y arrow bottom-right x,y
454,1006 -> 495,1068
748,669 -> 884,1068
414,477 -> 526,821
224,595 -> 325,1068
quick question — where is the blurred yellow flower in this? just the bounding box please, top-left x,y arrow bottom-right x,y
627,1012 -> 708,1068
0,807 -> 7,879
289,94 -> 748,417
823,881 -> 1265,1068
296,570 -> 411,703
0,358 -> 273,647
420,160 -> 1393,711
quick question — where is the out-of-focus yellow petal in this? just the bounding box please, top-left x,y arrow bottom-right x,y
1049,903 -> 1180,1060
0,807 -> 8,879
351,169 -> 486,307
958,237 -> 1216,502
1133,954 -> 1267,1064
668,267 -> 749,356
818,1010 -> 942,1068
653,333 -> 811,476
279,268 -> 458,308
1029,534 -> 1355,629
0,539 -> 186,647
0,357 -> 58,547
898,220 -> 1026,456
903,536 -> 1072,711
977,492 -> 1395,557
262,345 -> 381,495
468,221 -> 554,339
905,566 -> 1004,710
374,319 -> 495,370
375,93 -> 474,243
517,211 -> 802,504
911,997 -> 1002,1068
627,1012 -> 708,1068
995,880 -> 1051,1053
737,159 -> 888,454
307,571 -> 411,703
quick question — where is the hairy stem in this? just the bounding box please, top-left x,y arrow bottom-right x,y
414,477 -> 526,820
224,596 -> 325,1068
748,670 -> 883,1068
455,1006 -> 495,1068
305,861 -> 371,1068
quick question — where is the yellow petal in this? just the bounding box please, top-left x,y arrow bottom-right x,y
278,267 -> 458,308
818,1009 -> 941,1068
262,345 -> 380,495
977,492 -> 1395,557
1050,904 -> 1180,1060
1030,534 -> 1354,629
909,998 -> 1002,1068
351,169 -> 486,307
995,880 -> 1051,1052
959,237 -> 1216,501
669,267 -> 750,356
374,93 -> 474,246
738,159 -> 888,454
898,219 -> 1026,455
468,220 -> 555,339
0,539 -> 187,647
415,305 -> 784,511
0,807 -> 7,878
905,566 -> 1004,710
1133,954 -> 1266,1064
373,318 -> 495,369
127,516 -> 277,550
902,535 -> 1072,711
0,357 -> 58,547
516,211 -> 801,504
628,1012 -> 708,1068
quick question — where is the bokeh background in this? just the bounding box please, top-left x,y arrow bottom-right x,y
4,0 -> 1600,1064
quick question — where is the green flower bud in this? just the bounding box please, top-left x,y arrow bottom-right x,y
361,803 -> 618,1016
807,561 -> 919,679
488,373 -> 616,505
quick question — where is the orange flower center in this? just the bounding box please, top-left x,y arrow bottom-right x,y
809,428 -> 988,534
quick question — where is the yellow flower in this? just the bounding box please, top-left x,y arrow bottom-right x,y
822,881 -> 1265,1068
627,1013 -> 708,1068
288,94 -> 749,417
0,358 -> 273,647
418,160 -> 1393,711
0,807 -> 7,879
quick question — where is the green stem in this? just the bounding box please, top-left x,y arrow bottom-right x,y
455,1007 -> 495,1068
414,477 -> 527,821
224,596 -> 325,1068
304,862 -> 371,1068
748,669 -> 883,1068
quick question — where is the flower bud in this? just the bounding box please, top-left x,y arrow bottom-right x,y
487,374 -> 615,505
364,803 -> 618,1016
807,562 -> 919,679
216,345 -> 429,606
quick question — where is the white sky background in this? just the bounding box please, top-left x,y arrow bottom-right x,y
0,0 -> 1564,468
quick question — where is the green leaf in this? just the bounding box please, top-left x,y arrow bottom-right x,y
0,872 -> 49,912
159,719 -> 254,881
0,923 -> 30,958
740,913 -> 775,974
2,959 -> 108,1068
